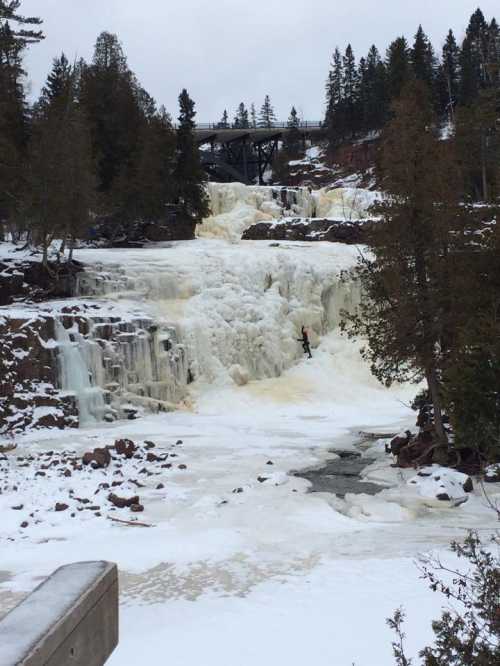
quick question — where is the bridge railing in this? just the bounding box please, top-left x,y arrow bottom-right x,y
0,561 -> 119,666
175,121 -> 325,131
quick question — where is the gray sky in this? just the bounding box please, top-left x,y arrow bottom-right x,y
22,1 -> 498,122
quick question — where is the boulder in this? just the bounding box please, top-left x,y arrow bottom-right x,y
82,447 -> 111,469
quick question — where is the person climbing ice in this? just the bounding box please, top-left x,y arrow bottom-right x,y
298,326 -> 312,359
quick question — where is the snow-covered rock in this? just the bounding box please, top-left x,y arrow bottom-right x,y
407,465 -> 473,501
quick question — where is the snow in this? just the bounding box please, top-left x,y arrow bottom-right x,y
1,185 -> 497,665
407,465 -> 471,500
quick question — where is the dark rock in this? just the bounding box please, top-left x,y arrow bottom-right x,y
146,452 -> 160,462
63,469 -> 72,477
115,439 -> 137,459
232,488 -> 244,494
178,464 -> 187,470
107,493 -> 140,509
462,477 -> 474,493
82,447 -> 111,469
144,441 -> 156,450
11,504 -> 23,510
436,493 -> 451,501
156,483 -> 165,490
266,460 -> 274,465
55,503 -> 69,512
20,521 -> 29,528
130,503 -> 144,513
257,476 -> 268,483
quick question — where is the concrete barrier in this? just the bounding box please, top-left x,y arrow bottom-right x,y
0,561 -> 118,666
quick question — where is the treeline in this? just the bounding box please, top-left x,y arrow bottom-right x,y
0,1 -> 208,262
325,7 -> 500,201
217,95 -> 281,129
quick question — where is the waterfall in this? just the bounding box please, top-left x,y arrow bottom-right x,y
55,320 -> 107,425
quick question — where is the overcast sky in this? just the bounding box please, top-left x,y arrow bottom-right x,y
22,1 -> 498,121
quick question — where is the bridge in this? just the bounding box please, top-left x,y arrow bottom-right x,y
190,121 -> 326,184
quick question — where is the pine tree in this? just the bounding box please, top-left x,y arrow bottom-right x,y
233,102 -> 249,129
26,65 -> 94,263
437,30 -> 460,119
283,106 -> 302,158
459,8 -> 489,105
250,103 -> 257,128
258,95 -> 276,128
325,48 -> 346,149
360,45 -> 388,131
342,44 -> 360,136
0,1 -> 43,232
174,89 -> 209,222
386,37 -> 411,100
342,81 -> 464,453
79,32 -> 143,196
411,25 -> 436,90
217,109 -> 229,129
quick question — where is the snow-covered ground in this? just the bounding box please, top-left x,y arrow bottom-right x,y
1,195 -> 498,664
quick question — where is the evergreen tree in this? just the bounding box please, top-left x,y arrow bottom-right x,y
360,45 -> 388,131
258,95 -> 276,128
233,102 -> 249,129
386,36 -> 411,100
217,109 -> 229,129
411,25 -> 436,90
26,65 -> 94,263
283,106 -> 302,158
173,89 -> 209,222
0,1 -> 43,231
460,8 -> 489,105
325,48 -> 346,149
342,81 -> 464,452
250,103 -> 257,128
342,44 -> 360,136
437,30 -> 460,118
79,32 -> 143,195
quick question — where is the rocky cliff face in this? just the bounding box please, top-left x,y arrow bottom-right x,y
242,217 -> 374,244
0,302 -> 189,435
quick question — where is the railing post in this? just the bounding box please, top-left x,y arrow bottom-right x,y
0,561 -> 119,666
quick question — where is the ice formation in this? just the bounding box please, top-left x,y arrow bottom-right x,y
38,183 -> 379,425
198,182 -> 380,241
72,241 -> 360,417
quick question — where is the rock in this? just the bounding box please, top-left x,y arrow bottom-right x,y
266,460 -> 274,465
156,483 -> 165,490
35,471 -> 46,477
436,493 -> 451,501
20,521 -> 29,528
178,464 -> 187,470
257,476 -> 268,483
115,439 -> 137,459
484,463 -> 500,483
82,447 -> 111,469
107,493 -> 140,509
146,452 -> 160,462
232,488 -> 244,494
389,432 -> 412,457
55,503 -> 69,512
462,477 -> 474,493
130,503 -> 144,513
144,441 -> 156,450
11,504 -> 23,510
63,469 -> 72,477
175,440 -> 183,446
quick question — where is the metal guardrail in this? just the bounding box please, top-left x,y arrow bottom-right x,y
0,561 -> 119,666
174,121 -> 324,130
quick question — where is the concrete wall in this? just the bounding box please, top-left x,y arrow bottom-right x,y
0,561 -> 118,666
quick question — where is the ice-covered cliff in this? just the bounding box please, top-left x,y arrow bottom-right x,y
75,241 -> 361,408
198,182 -> 380,241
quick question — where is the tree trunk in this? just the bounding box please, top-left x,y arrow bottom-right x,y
425,364 -> 448,452
481,132 -> 489,202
